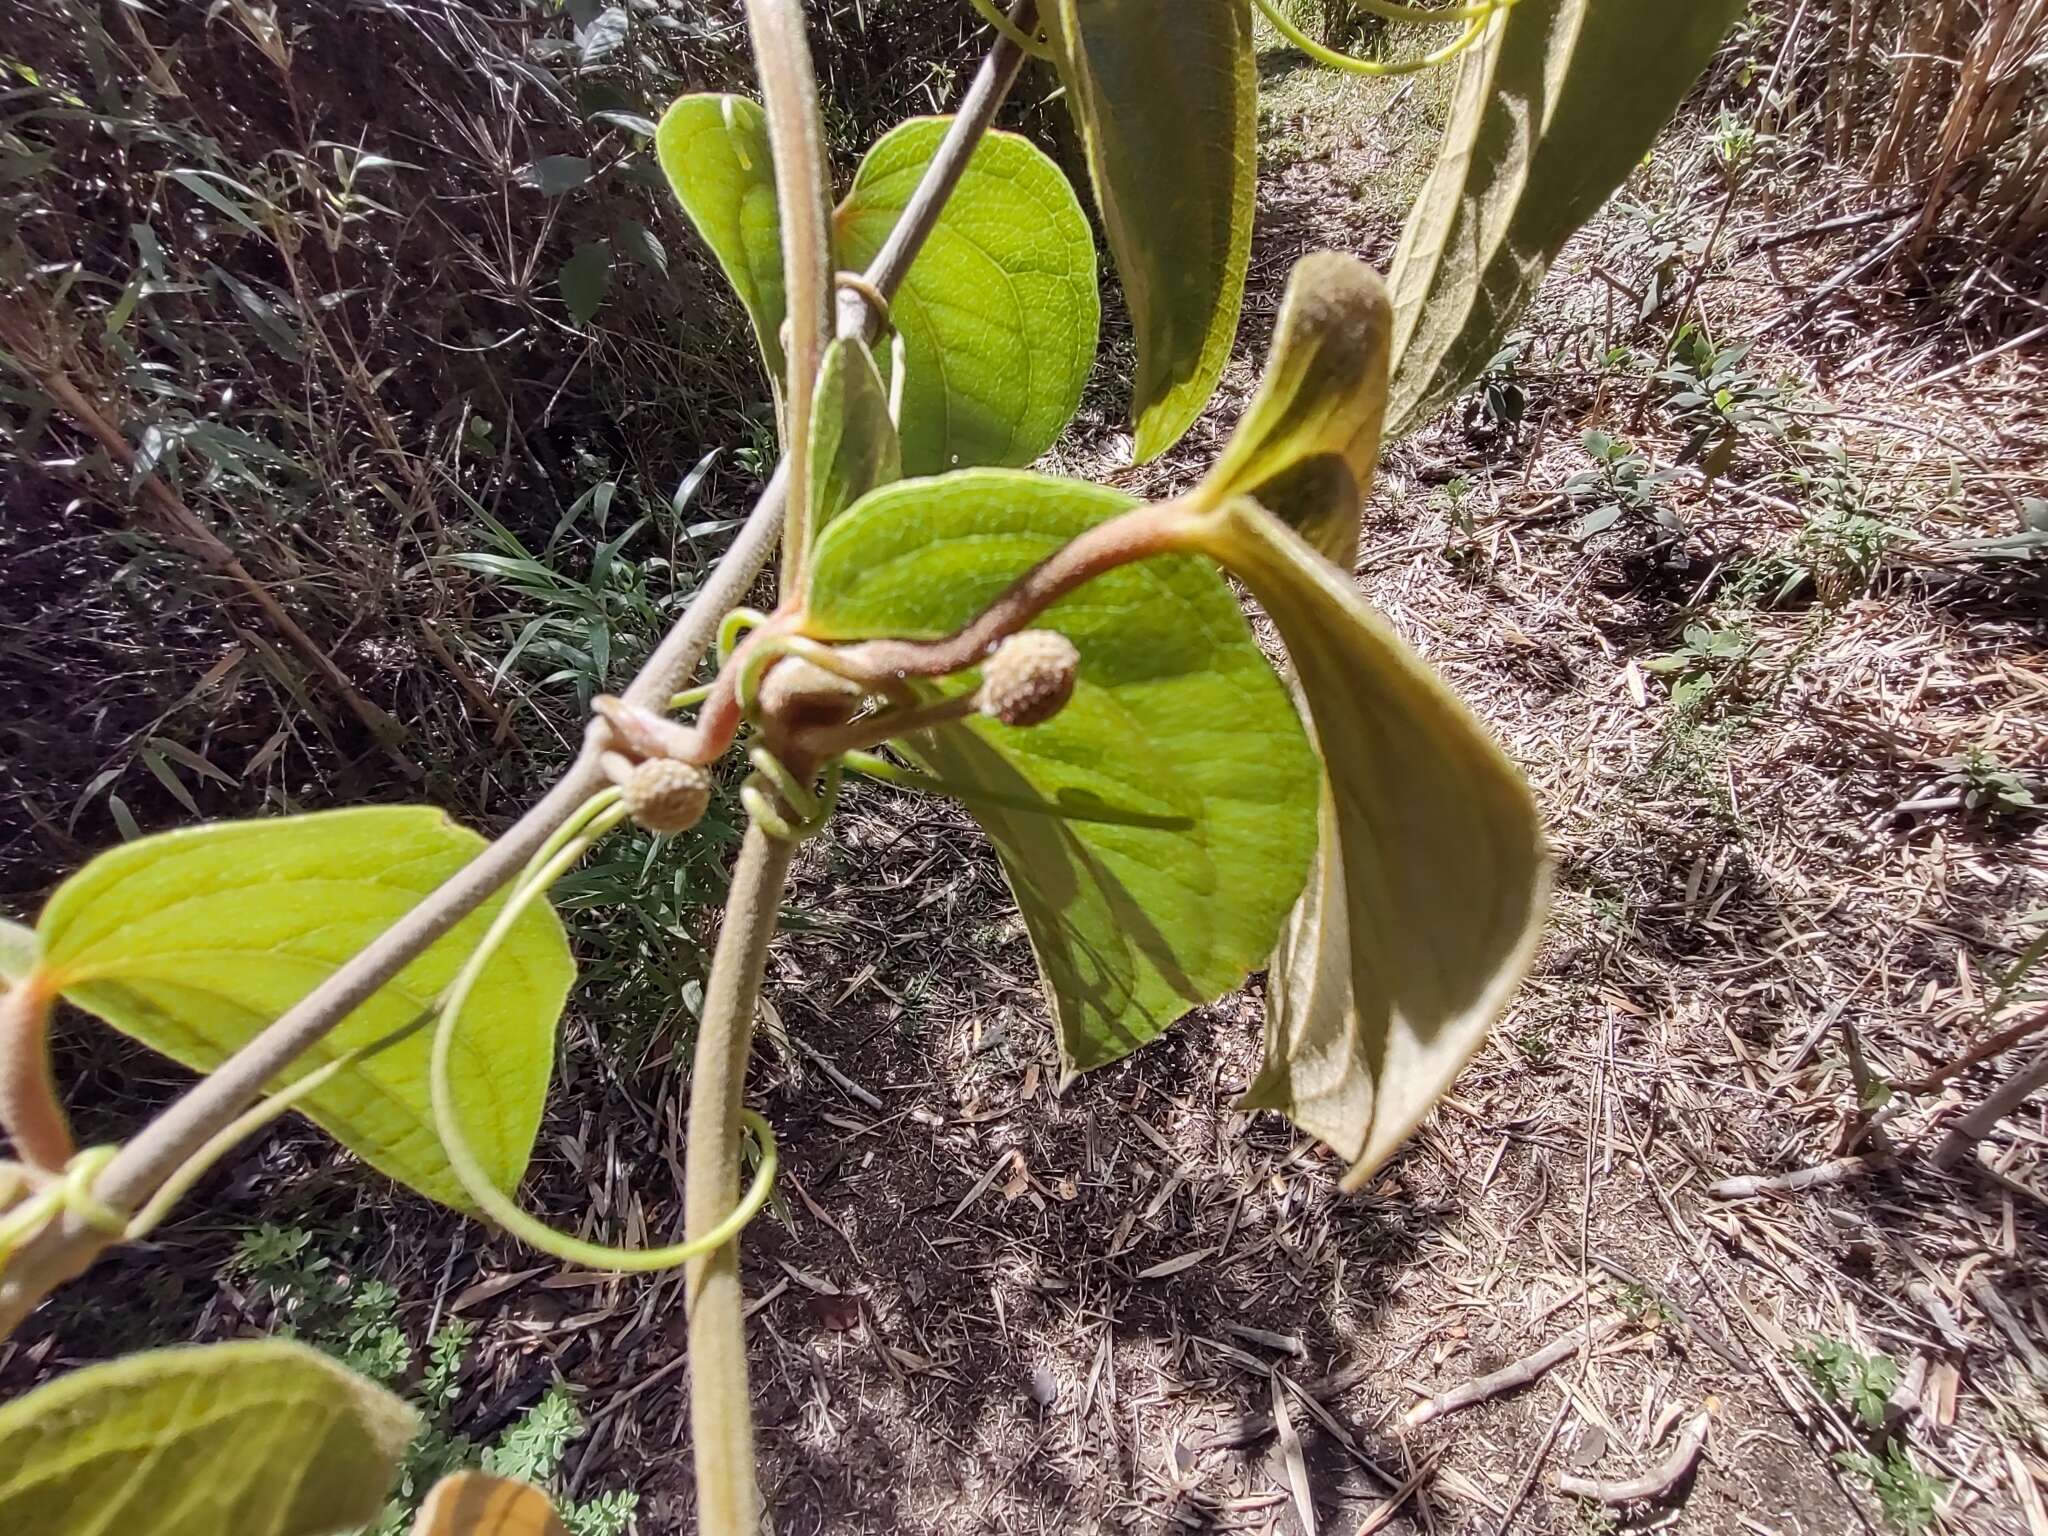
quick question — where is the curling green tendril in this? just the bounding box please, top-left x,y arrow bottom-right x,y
1253,0 -> 1499,75
428,785 -> 777,1271
741,747 -> 842,841
0,1145 -> 121,1269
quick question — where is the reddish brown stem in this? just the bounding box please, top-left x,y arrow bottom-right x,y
1,976 -> 73,1173
818,501 -> 1190,684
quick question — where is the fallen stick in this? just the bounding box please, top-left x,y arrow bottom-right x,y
1708,1155 -> 1890,1200
1403,1314 -> 1626,1429
1556,1411 -> 1709,1506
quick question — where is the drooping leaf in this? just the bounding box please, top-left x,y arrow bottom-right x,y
558,240 -> 612,326
833,117 -> 1098,475
657,94 -> 786,394
35,807 -> 574,1211
0,1339 -> 419,1536
803,470 -> 1319,1073
804,337 -> 900,548
576,7 -> 628,66
1185,498 -> 1548,1184
1386,0 -> 1743,435
1039,0 -> 1256,461
412,1472 -> 567,1536
1197,251 -> 1393,564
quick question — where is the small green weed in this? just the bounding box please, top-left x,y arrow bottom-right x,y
1942,745 -> 2040,819
1655,324 -> 1800,474
223,1226 -> 636,1536
1793,1333 -> 1898,1428
1564,430 -> 1686,545
1836,1445 -> 1947,1535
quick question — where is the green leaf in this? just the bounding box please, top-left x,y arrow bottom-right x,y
1197,252 -> 1393,564
657,94 -> 786,395
1040,0 -> 1256,461
833,117 -> 1098,475
558,240 -> 612,326
36,807 -> 574,1211
803,470 -> 1319,1073
0,1339 -> 420,1536
0,918 -> 36,985
1386,0 -> 1742,435
805,337 -> 901,547
615,218 -> 667,275
1186,498 -> 1548,1183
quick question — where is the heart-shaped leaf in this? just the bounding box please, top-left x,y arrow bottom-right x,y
0,1339 -> 419,1536
1040,0 -> 1256,461
835,117 -> 1098,475
657,94 -> 787,396
804,336 -> 900,549
35,807 -> 574,1211
802,470 -> 1319,1073
1197,251 -> 1393,564
1386,0 -> 1743,435
661,102 -> 1097,475
1185,498 -> 1548,1184
412,1472 -> 567,1536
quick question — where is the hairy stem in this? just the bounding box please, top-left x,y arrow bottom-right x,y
747,0 -> 832,590
0,976 -> 72,1173
823,500 -> 1192,684
684,825 -> 794,1536
837,1 -> 1036,339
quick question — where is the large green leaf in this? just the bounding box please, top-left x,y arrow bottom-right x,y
0,1339 -> 419,1536
656,94 -> 786,397
36,808 -> 574,1212
1041,0 -> 1256,462
804,336 -> 900,550
802,470 -> 1319,1072
1386,0 -> 1742,435
1197,251 -> 1393,565
1185,498 -> 1548,1184
835,117 -> 1099,475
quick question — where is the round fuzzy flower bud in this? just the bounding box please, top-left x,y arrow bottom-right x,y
980,630 -> 1079,728
622,757 -> 713,835
758,656 -> 866,731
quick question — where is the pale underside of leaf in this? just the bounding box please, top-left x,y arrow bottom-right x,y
1042,0 -> 1256,462
1197,250 -> 1393,565
1190,498 -> 1549,1183
36,808 -> 573,1211
0,1339 -> 420,1536
805,335 -> 901,549
801,470 -> 1319,1075
656,94 -> 787,400
1386,0 -> 1744,435
833,117 -> 1099,475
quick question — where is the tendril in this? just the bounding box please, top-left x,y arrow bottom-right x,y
1252,0 -> 1499,76
428,787 -> 778,1271
740,747 -> 842,841
0,1146 -> 121,1270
